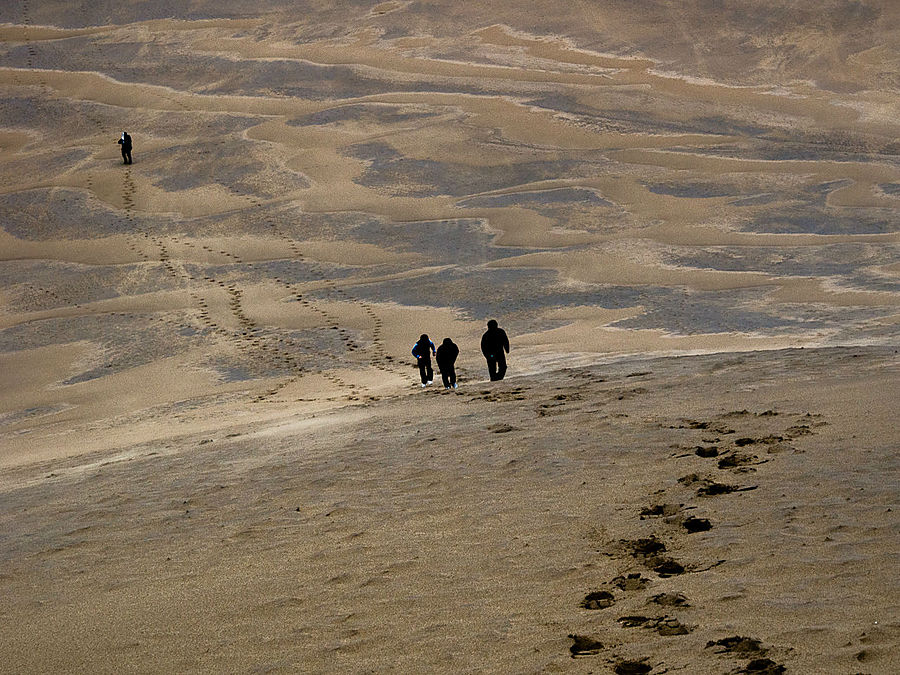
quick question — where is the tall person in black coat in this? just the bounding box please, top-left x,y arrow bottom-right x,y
480,319 -> 509,381
436,337 -> 459,389
117,131 -> 132,164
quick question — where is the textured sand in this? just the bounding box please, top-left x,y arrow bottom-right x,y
1,347 -> 897,673
1,1 -> 898,672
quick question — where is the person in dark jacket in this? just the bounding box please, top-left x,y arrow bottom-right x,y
480,319 -> 509,381
435,337 -> 459,389
411,334 -> 436,387
117,131 -> 132,164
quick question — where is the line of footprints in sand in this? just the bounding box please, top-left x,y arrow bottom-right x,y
16,22 -> 404,404
569,409 -> 827,675
236,191 -> 401,374
13,0 -> 54,101
116,169 -> 405,404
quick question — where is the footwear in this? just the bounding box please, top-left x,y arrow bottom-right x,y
421,383 -> 427,387
427,380 -> 433,385
453,383 -> 458,389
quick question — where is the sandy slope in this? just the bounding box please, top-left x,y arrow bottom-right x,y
1,1 -> 899,672
0,347 -> 897,673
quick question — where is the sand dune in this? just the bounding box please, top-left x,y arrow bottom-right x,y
1,347 -> 897,673
1,1 -> 898,671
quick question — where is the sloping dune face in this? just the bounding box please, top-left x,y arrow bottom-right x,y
1,1 -> 899,462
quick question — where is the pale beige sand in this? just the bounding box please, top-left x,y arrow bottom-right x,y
0,347 -> 897,673
1,1 -> 899,672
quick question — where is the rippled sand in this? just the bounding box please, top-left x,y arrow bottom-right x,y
2,1 -> 899,460
1,1 -> 898,672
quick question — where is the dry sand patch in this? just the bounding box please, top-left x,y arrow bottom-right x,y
0,347 -> 897,672
1,2 -> 899,670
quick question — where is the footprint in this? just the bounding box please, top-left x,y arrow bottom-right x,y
717,453 -> 757,469
580,590 -> 615,609
671,419 -> 733,434
737,659 -> 786,674
617,615 -> 652,627
649,558 -> 685,577
681,475 -> 758,497
697,482 -> 758,497
612,572 -> 650,591
653,616 -> 691,636
640,503 -> 683,519
784,424 -> 815,438
613,659 -> 652,675
648,592 -> 689,607
682,516 -> 712,533
734,436 -> 782,447
568,634 -> 603,657
706,636 -> 767,657
623,536 -> 666,556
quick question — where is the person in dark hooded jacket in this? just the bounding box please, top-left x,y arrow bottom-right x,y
435,337 -> 459,389
411,334 -> 436,387
480,319 -> 509,381
117,131 -> 132,164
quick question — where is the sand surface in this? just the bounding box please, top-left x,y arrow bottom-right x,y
1,347 -> 898,673
1,1 -> 898,672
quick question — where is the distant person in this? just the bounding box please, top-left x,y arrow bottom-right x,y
436,337 -> 459,389
117,131 -> 132,164
411,333 -> 436,387
481,319 -> 509,381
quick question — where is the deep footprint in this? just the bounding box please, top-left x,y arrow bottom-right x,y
682,516 -> 712,533
617,615 -> 652,627
655,617 -> 691,636
695,446 -> 720,458
624,536 -> 666,556
739,658 -> 786,674
717,453 -> 757,469
568,634 -> 603,657
697,481 -> 758,497
706,636 -> 767,657
581,590 -> 615,609
650,557 -> 685,577
613,659 -> 652,675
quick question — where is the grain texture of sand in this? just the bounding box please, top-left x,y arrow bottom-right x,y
1,347 -> 898,673
1,1 -> 898,672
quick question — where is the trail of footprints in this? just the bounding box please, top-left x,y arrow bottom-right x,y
9,8 -> 312,402
569,409 -> 826,673
117,177 -> 312,402
116,173 -> 402,403
14,10 -> 401,402
16,175 -> 205,374
14,0 -> 51,95
229,191 -> 406,400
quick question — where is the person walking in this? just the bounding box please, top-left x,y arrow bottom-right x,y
117,131 -> 132,164
411,334 -> 436,387
480,319 -> 509,381
436,337 -> 459,389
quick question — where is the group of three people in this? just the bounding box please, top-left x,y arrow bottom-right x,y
412,320 -> 510,389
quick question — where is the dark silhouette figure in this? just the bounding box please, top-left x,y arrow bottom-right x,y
436,337 -> 459,389
481,319 -> 509,381
117,131 -> 132,164
411,334 -> 436,387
